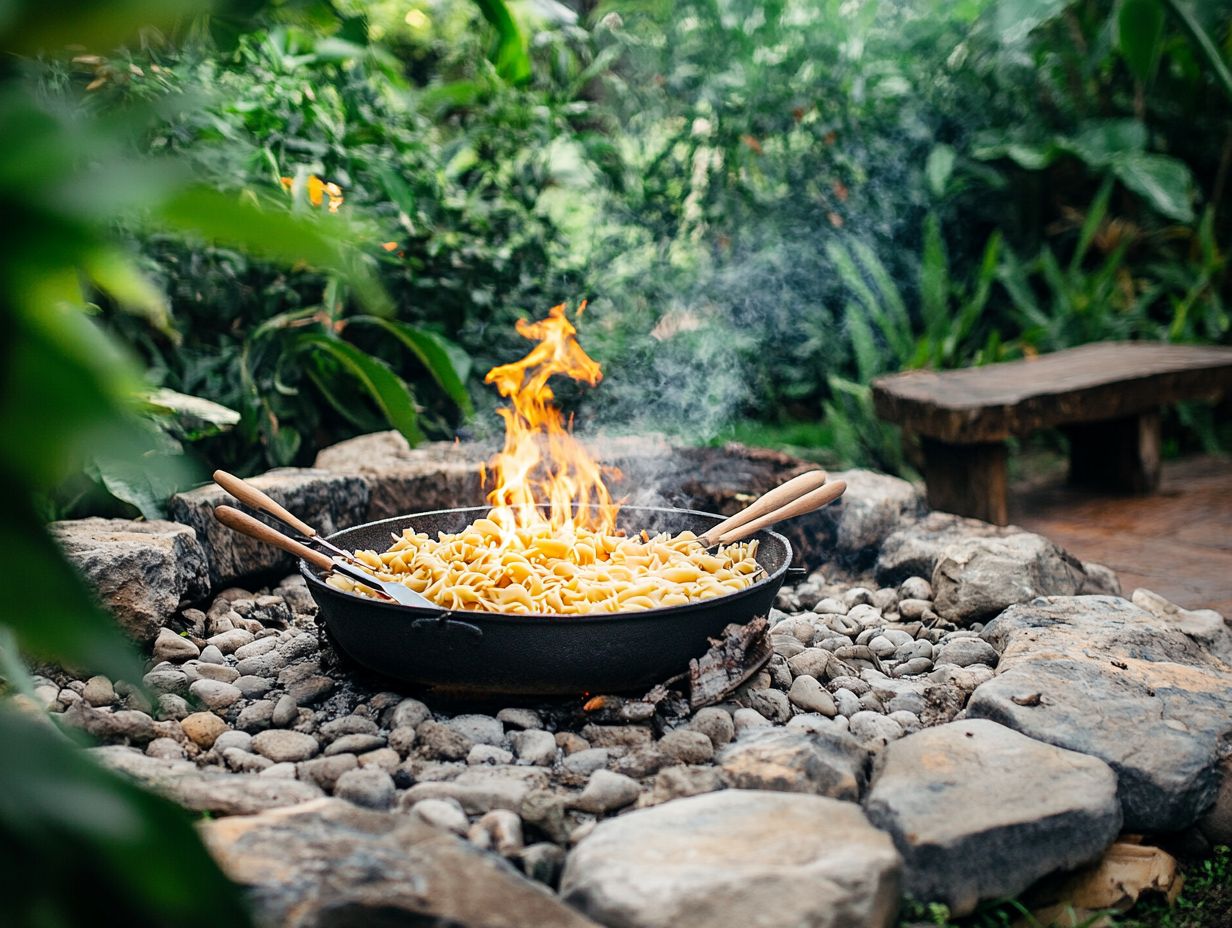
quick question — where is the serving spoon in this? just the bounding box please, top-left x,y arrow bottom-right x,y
212,504 -> 439,610
698,470 -> 846,549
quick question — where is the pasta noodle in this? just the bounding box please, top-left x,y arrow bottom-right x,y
325,518 -> 762,615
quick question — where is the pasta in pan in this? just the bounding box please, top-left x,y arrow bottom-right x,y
324,519 -> 762,615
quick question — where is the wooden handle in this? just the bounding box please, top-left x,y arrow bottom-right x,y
213,470 -> 316,538
213,505 -> 333,572
717,480 -> 846,545
701,470 -> 828,545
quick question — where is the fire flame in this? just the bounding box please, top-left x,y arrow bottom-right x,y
483,302 -> 619,538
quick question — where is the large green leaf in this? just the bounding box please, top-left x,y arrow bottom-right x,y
0,707 -> 254,928
1113,152 -> 1196,222
154,187 -> 392,316
1164,0 -> 1232,102
1065,119 -> 1147,167
350,317 -> 474,415
1119,0 -> 1166,82
473,0 -> 532,85
297,332 -> 424,444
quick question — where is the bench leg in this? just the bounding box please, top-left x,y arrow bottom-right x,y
1066,411 -> 1161,494
921,438 -> 1009,526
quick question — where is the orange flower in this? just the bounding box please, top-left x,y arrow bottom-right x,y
279,174 -> 344,212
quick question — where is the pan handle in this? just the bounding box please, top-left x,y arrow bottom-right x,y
411,616 -> 484,639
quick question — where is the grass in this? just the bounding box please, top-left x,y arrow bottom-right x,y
896,846 -> 1231,928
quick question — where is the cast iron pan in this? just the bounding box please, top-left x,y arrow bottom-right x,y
301,505 -> 791,697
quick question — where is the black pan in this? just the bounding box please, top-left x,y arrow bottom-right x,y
301,505 -> 791,697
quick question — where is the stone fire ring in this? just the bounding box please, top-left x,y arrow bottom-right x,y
43,433 -> 1232,928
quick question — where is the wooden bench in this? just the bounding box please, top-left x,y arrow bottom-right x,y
871,342 -> 1232,525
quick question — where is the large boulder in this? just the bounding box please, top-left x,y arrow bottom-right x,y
815,470 -> 924,568
931,533 -> 1085,624
200,798 -> 597,928
717,728 -> 868,800
169,468 -> 369,586
875,511 -> 1014,586
864,719 -> 1121,916
560,790 -> 901,928
92,747 -> 323,816
967,595 -> 1232,832
51,518 -> 210,642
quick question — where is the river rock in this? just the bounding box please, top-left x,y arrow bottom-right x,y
931,533 -> 1085,624
561,790 -> 900,928
717,728 -> 867,800
51,518 -> 210,642
967,595 -> 1232,832
864,719 -> 1121,916
169,468 -> 369,586
251,730 -> 320,763
201,798 -> 598,928
818,470 -> 924,567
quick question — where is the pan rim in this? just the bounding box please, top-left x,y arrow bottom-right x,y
301,503 -> 792,625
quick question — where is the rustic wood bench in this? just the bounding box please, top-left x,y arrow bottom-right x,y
871,342 -> 1232,525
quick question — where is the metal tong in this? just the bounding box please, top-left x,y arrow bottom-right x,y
211,471 -> 437,610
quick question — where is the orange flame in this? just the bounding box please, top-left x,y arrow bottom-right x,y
483,302 -> 619,538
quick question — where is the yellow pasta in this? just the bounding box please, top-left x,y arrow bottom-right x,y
324,517 -> 762,616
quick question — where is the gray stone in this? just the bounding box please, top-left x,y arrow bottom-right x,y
511,729 -> 558,766
563,749 -> 610,776
201,798 -> 596,928
934,637 -> 999,668
732,708 -> 772,735
818,470 -> 924,566
1132,588 -> 1231,656
213,730 -> 253,753
61,703 -> 156,745
235,651 -> 284,678
185,661 -> 240,685
875,511 -> 1013,586
718,728 -> 867,800
325,733 -> 386,757
574,770 -> 640,814
298,754 -> 359,791
658,729 -> 715,765
848,712 -> 904,746
402,767 -> 547,814
259,762 -> 299,780
788,675 -> 838,716
319,715 -> 379,743
51,517 -> 210,642
932,533 -> 1085,624
251,730 -> 320,763
1080,562 -> 1122,596
747,687 -> 791,723
233,636 -> 279,661
146,737 -> 186,760
409,797 -> 469,834
198,644 -> 227,664
334,767 -> 396,810
389,697 -> 431,730
234,675 -> 272,698
388,726 -> 417,757
153,628 -> 200,663
967,595 -> 1232,832
469,744 -> 515,765
169,468 -> 369,586
471,808 -> 524,856
688,707 -> 735,747
448,714 -> 507,746
649,765 -> 727,804
93,746 -> 322,815
143,669 -> 188,697
271,694 -> 298,728
287,674 -> 335,705
206,628 -> 254,655
82,675 -> 117,707
224,748 -> 274,774
156,693 -> 191,721
864,719 -> 1121,916
417,721 -> 473,761
561,790 -> 900,928
188,679 -> 242,711
497,707 -> 544,730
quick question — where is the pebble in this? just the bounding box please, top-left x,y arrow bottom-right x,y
236,700 -> 275,732
319,716 -> 379,741
833,689 -> 861,718
898,598 -> 935,621
234,675 -> 273,698
658,730 -> 715,765
198,644 -> 227,665
271,694 -> 299,728
888,692 -> 927,715
188,662 -> 241,685
888,710 -> 922,734
859,691 -> 886,713
869,635 -> 897,658
469,744 -> 515,765
733,708 -> 772,735
325,734 -> 386,757
788,675 -> 837,716
812,597 -> 847,615
747,688 -> 791,724
849,711 -> 904,745
146,737 -> 187,760
236,652 -> 285,677
388,726 -> 417,756
358,748 -> 401,773
563,748 -> 610,775
471,809 -> 523,855
143,669 -> 188,696
153,628 -> 200,663
574,770 -> 640,814
844,587 -> 874,608
234,636 -> 279,660
520,842 -> 566,886
278,633 -> 318,662
872,588 -> 899,612
411,798 -> 469,834
787,648 -> 832,679
688,707 -> 735,747
497,708 -> 543,730
935,638 -> 1000,668
224,748 -> 273,773
556,732 -> 590,754
188,679 -> 242,711
389,698 -> 430,730
288,675 -> 335,705
847,604 -> 883,628
417,721 -> 474,761
251,729 -> 320,763
448,714 -> 507,746
82,675 -> 116,707
828,675 -> 870,696
259,762 -> 299,779
511,729 -> 558,766
893,657 -> 934,677
157,694 -> 191,720
898,576 -> 933,600
213,730 -> 253,753
181,711 -> 229,748
298,754 -> 357,790
334,768 -> 395,810
207,628 -> 255,654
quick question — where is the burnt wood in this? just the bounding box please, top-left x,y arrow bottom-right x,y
871,342 -> 1232,444
871,343 -> 1232,525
